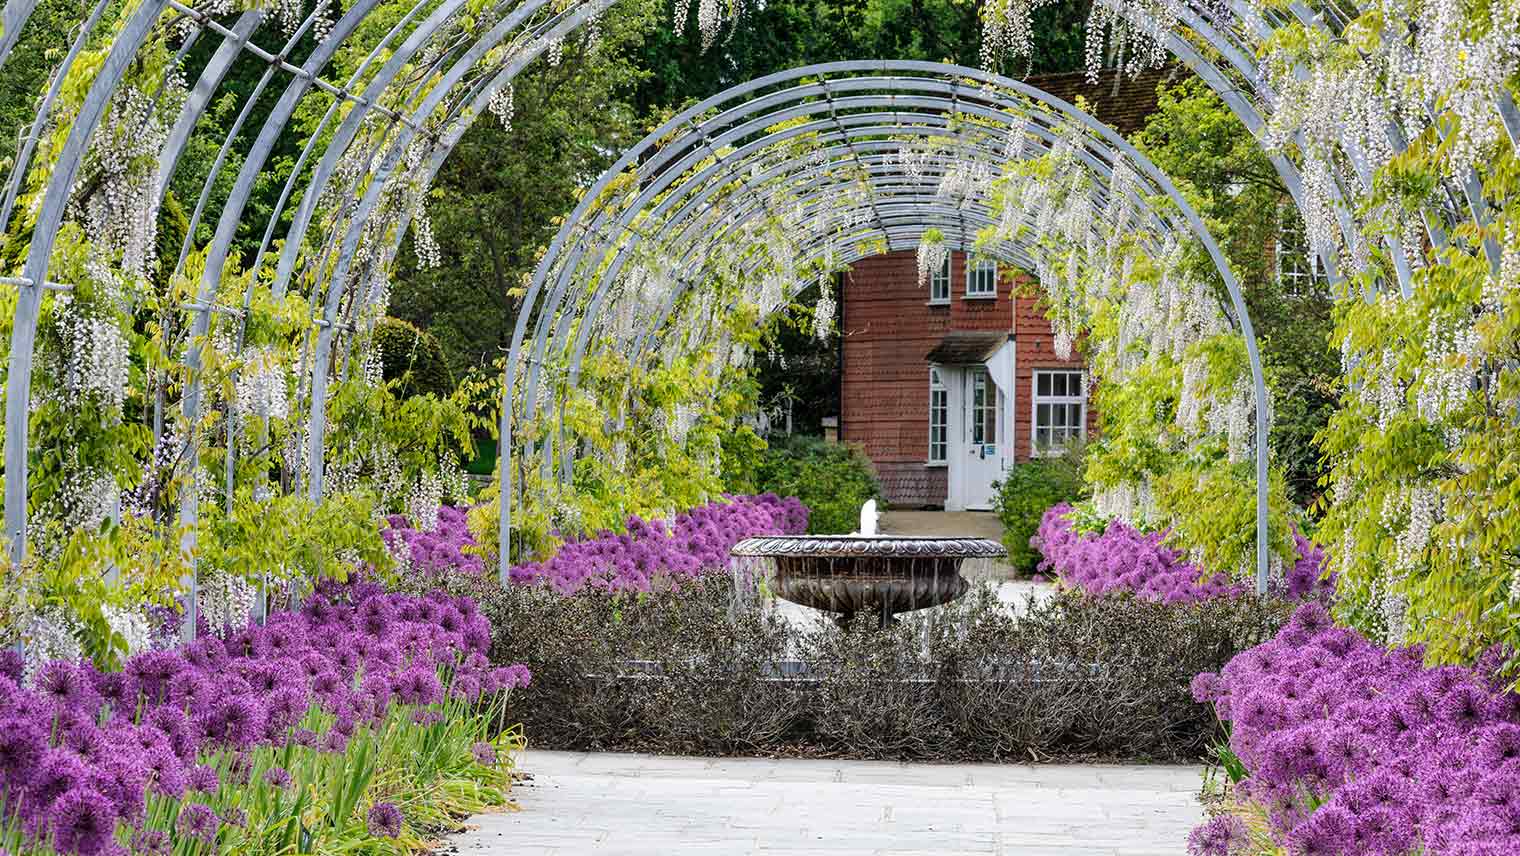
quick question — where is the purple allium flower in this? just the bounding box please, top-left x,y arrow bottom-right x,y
1288,804 -> 1354,855
471,741 -> 496,766
49,786 -> 116,856
221,806 -> 247,828
37,661 -> 99,711
1185,814 -> 1246,856
367,802 -> 403,838
31,748 -> 89,809
129,828 -> 169,856
187,764 -> 219,794
263,766 -> 292,789
200,697 -> 267,749
176,803 -> 219,844
0,714 -> 46,785
0,649 -> 22,682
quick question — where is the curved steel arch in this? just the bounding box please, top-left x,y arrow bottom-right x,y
0,0 -> 1509,595
502,61 -> 1273,597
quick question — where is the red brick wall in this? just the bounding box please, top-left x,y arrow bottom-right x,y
841,251 -> 1096,507
1011,294 -> 1096,463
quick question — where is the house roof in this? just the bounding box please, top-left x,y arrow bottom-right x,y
925,332 -> 1011,365
1023,65 -> 1180,136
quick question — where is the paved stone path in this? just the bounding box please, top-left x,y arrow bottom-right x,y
449,751 -> 1203,855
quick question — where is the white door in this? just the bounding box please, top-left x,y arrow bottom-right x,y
960,368 -> 1005,510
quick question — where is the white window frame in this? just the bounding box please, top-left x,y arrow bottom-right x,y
1276,221 -> 1322,298
928,368 -> 949,465
964,257 -> 998,299
928,254 -> 951,304
1031,369 -> 1086,456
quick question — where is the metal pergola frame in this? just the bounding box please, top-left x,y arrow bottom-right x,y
0,0 -> 1510,625
501,61 -> 1273,593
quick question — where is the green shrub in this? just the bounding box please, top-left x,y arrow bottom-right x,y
736,435 -> 882,534
992,444 -> 1087,572
373,316 -> 455,399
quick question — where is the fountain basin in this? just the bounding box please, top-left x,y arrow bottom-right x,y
730,535 -> 1007,626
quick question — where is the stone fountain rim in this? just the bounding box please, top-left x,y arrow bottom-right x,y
730,534 -> 1008,559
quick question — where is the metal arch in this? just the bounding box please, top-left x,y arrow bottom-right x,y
306,0 -> 629,351
539,96 -> 1196,414
0,0 -> 113,236
502,62 -> 1275,595
583,124 -> 1174,298
2,0 -> 170,564
517,88 -> 1174,421
170,6 -> 331,283
572,161 -> 1178,446
277,0 -> 610,307
268,0 -> 544,300
624,202 -> 1052,370
563,145 -> 1171,389
156,10 -> 265,204
514,85 -> 1192,530
0,0 -> 39,71
173,0 -> 400,593
300,0 -> 618,501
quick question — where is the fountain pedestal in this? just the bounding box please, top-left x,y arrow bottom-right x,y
730,535 -> 1007,628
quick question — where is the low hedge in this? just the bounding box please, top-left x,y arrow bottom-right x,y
471,578 -> 1292,762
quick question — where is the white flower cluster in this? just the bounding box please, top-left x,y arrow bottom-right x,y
56,299 -> 131,409
916,237 -> 948,288
1413,314 -> 1481,428
1385,485 -> 1440,573
71,85 -> 172,286
407,472 -> 445,531
812,275 -> 835,341
489,81 -> 515,132
21,607 -> 81,684
675,0 -> 743,51
412,197 -> 443,269
104,605 -> 153,658
235,348 -> 290,422
1092,480 -> 1158,528
1083,0 -> 1180,82
198,570 -> 257,634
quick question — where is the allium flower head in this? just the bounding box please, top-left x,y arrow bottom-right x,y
176,803 -> 219,844
49,786 -> 116,856
367,802 -> 403,838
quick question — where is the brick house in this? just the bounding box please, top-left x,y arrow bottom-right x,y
837,67 -> 1171,510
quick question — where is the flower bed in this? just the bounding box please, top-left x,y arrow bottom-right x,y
0,580 -> 529,855
384,493 -> 808,595
1033,504 -> 1332,603
1189,603 -> 1520,855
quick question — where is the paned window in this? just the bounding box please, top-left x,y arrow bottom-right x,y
970,370 -> 996,446
929,255 -> 951,304
1276,221 -> 1323,298
965,258 -> 998,298
1033,370 -> 1086,453
928,368 -> 948,463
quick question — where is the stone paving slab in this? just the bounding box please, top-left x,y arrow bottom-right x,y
448,751 -> 1202,855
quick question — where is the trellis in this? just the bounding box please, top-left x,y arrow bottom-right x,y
0,0 -> 1514,640
502,60 -> 1275,592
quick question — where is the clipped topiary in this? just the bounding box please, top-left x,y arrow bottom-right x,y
372,316 -> 454,399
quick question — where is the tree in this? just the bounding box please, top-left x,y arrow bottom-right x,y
388,2 -> 660,380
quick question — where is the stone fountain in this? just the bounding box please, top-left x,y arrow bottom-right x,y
730,501 -> 1007,628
